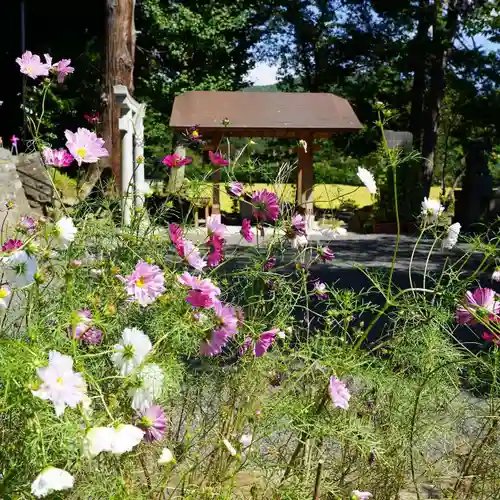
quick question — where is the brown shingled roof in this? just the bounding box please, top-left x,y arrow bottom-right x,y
169,91 -> 362,139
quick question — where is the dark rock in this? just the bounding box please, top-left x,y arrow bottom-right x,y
15,152 -> 53,213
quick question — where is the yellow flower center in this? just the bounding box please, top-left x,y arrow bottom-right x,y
0,289 -> 8,299
56,377 -> 63,384
136,276 -> 145,288
192,130 -> 199,138
76,147 -> 86,158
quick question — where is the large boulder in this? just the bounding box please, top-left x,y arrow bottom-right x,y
0,149 -> 35,235
15,152 -> 54,213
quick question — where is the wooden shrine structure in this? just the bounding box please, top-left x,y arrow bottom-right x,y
169,90 -> 362,220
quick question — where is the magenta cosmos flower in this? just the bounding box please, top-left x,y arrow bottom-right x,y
318,246 -> 334,262
254,328 -> 279,357
251,190 -> 280,222
65,128 -> 108,166
240,219 -> 254,242
178,272 -> 221,308
456,287 -> 500,325
206,216 -> 226,239
137,405 -> 166,442
313,281 -> 328,299
209,151 -> 229,167
53,59 -> 74,83
213,300 -> 238,336
2,239 -> 22,253
84,112 -> 100,125
228,181 -> 244,197
207,235 -> 224,267
169,223 -> 184,257
42,147 -> 73,167
329,376 -> 350,410
263,256 -> 276,270
123,261 -> 166,307
200,329 -> 230,356
16,51 -> 50,79
162,154 -> 192,168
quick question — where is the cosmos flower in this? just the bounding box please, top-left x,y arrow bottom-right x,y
169,223 -> 184,257
137,404 -> 166,442
162,154 -> 192,168
328,376 -> 350,410
42,147 -> 73,167
240,219 -> 254,242
54,216 -> 77,249
123,261 -> 165,307
209,150 -> 230,167
111,327 -> 152,376
1,250 -> 37,287
350,491 -> 372,500
291,214 -> 307,236
254,328 -> 279,357
207,235 -> 224,267
183,239 -> 206,271
128,363 -> 164,411
206,215 -> 226,238
421,197 -> 444,223
19,215 -> 36,233
178,272 -> 221,308
357,167 -> 377,195
442,222 -> 461,250
251,190 -> 280,222
492,268 -> 500,282
318,246 -> 334,262
228,181 -> 244,197
456,287 -> 500,325
65,128 -> 108,166
32,351 -> 86,416
16,51 -> 50,79
313,281 -> 328,299
52,59 -> 74,83
0,286 -> 10,309
31,467 -> 74,498
158,447 -> 175,464
84,425 -> 144,456
2,239 -> 22,253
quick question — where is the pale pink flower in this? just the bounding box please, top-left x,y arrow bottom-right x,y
200,329 -> 231,357
53,59 -> 74,83
42,147 -> 73,167
254,328 -> 279,357
123,261 -> 165,307
240,219 -> 254,242
207,216 -> 226,238
251,190 -> 280,222
228,181 -> 244,197
213,300 -> 238,337
456,287 -> 500,325
19,216 -> 36,233
16,51 -> 50,79
291,214 -> 306,236
351,491 -> 372,500
318,246 -> 334,262
329,376 -> 350,410
137,405 -> 166,442
183,240 -> 206,271
65,128 -> 108,166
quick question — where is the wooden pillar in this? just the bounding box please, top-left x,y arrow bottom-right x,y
296,135 -> 314,216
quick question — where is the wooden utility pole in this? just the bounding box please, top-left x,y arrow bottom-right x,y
80,0 -> 136,198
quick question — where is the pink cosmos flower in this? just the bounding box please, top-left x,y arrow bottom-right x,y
209,151 -> 229,167
240,219 -> 254,242
318,246 -> 334,262
183,240 -> 206,271
123,261 -> 166,307
178,272 -> 220,308
19,216 -> 36,233
228,181 -> 244,197
251,190 -> 280,222
213,300 -> 238,337
10,135 -> 19,145
70,259 -> 82,268
456,287 -> 500,325
482,331 -> 500,346
351,491 -> 372,500
65,128 -> 109,166
162,154 -> 192,168
313,281 -> 328,299
84,112 -> 100,125
68,310 -> 102,345
329,376 -> 350,410
2,239 -> 22,253
200,329 -> 229,357
254,328 -> 279,357
169,223 -> 184,257
16,51 -> 50,79
291,214 -> 306,236
137,405 -> 166,442
42,147 -> 74,167
207,216 -> 226,238
207,235 -> 224,267
187,126 -> 202,143
53,59 -> 74,83
263,256 -> 276,270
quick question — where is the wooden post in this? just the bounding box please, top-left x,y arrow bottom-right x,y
296,135 -> 314,218
81,0 -> 136,198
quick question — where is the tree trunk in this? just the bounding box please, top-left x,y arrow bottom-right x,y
79,0 -> 136,199
420,0 -> 459,197
409,0 -> 431,152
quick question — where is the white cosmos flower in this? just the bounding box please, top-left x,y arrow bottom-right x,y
31,467 -> 74,498
321,219 -> 347,239
0,286 -> 10,309
111,327 -> 152,376
442,222 -> 461,249
54,216 -> 78,249
223,438 -> 237,456
240,433 -> 253,448
32,351 -> 86,416
1,250 -> 37,287
84,425 -> 144,456
421,197 -> 444,223
492,268 -> 500,282
129,363 -> 164,411
357,167 -> 377,194
291,234 -> 308,249
158,447 -> 175,464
